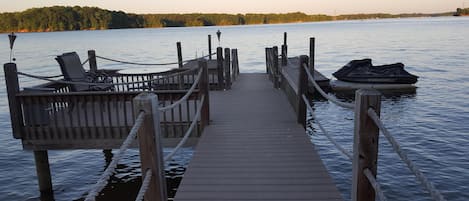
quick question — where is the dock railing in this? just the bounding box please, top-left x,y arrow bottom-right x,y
85,70 -> 208,201
5,59 -> 210,200
5,65 -> 206,148
293,55 -> 447,201
91,47 -> 238,91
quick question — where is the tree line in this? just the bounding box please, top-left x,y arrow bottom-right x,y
0,6 -> 457,33
455,8 -> 469,16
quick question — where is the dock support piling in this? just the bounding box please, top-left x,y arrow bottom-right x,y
283,32 -> 287,48
4,63 -> 23,139
309,37 -> 316,95
297,55 -> 309,129
272,46 -> 280,89
282,32 -> 288,66
281,45 -> 287,66
224,48 -> 231,90
177,42 -> 183,68
216,47 -> 224,90
265,48 -> 271,75
231,49 -> 239,81
88,50 -> 97,77
309,37 -> 315,74
208,35 -> 212,60
134,93 -> 168,201
352,89 -> 381,201
34,150 -> 53,195
199,60 -> 210,127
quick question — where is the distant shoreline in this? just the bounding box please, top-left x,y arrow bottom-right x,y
0,6 -> 466,33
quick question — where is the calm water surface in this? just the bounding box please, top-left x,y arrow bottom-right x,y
0,17 -> 468,201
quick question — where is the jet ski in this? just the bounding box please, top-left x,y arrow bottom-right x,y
332,59 -> 418,84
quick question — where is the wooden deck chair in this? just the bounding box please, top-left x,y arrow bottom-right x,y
56,52 -> 113,91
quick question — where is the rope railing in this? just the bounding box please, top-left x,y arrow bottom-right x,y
84,111 -> 145,201
164,95 -> 205,161
367,108 -> 447,201
95,52 -> 216,66
158,67 -> 203,112
96,55 -> 179,66
17,72 -> 63,79
82,58 -> 90,66
364,168 -> 388,201
135,170 -> 152,201
302,64 -> 355,109
302,94 -> 353,160
16,66 -> 197,87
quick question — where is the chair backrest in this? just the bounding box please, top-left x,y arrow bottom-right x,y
56,52 -> 89,91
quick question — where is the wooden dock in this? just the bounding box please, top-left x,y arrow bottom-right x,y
4,35 -> 442,201
174,73 -> 342,201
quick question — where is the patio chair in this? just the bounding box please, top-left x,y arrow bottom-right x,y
56,52 -> 113,91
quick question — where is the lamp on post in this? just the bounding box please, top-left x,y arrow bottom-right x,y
8,32 -> 17,62
216,30 -> 221,47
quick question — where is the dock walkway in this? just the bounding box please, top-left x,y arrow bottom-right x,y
174,73 -> 342,200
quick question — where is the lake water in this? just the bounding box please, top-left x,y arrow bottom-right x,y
1,17 -> 468,201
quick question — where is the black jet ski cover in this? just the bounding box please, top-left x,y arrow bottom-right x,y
332,59 -> 418,84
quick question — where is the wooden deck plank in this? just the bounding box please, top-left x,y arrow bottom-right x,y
174,73 -> 342,201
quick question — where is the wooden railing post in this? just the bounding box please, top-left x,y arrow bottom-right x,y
281,45 -> 287,66
352,89 -> 381,201
231,49 -> 239,81
272,46 -> 279,89
133,93 -> 168,201
88,50 -> 97,76
309,37 -> 316,94
208,35 -> 212,60
198,59 -> 210,128
282,32 -> 288,66
216,47 -> 224,90
224,48 -> 231,90
297,55 -> 309,129
177,42 -> 183,68
265,47 -> 271,75
283,32 -> 287,47
309,37 -> 315,74
4,63 -> 23,139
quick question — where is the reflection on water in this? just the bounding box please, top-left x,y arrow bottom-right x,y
90,148 -> 191,201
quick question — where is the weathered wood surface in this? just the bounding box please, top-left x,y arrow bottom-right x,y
134,93 -> 168,201
352,89 -> 381,201
175,73 -> 342,201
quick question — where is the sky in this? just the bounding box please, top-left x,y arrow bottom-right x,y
0,0 -> 466,15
